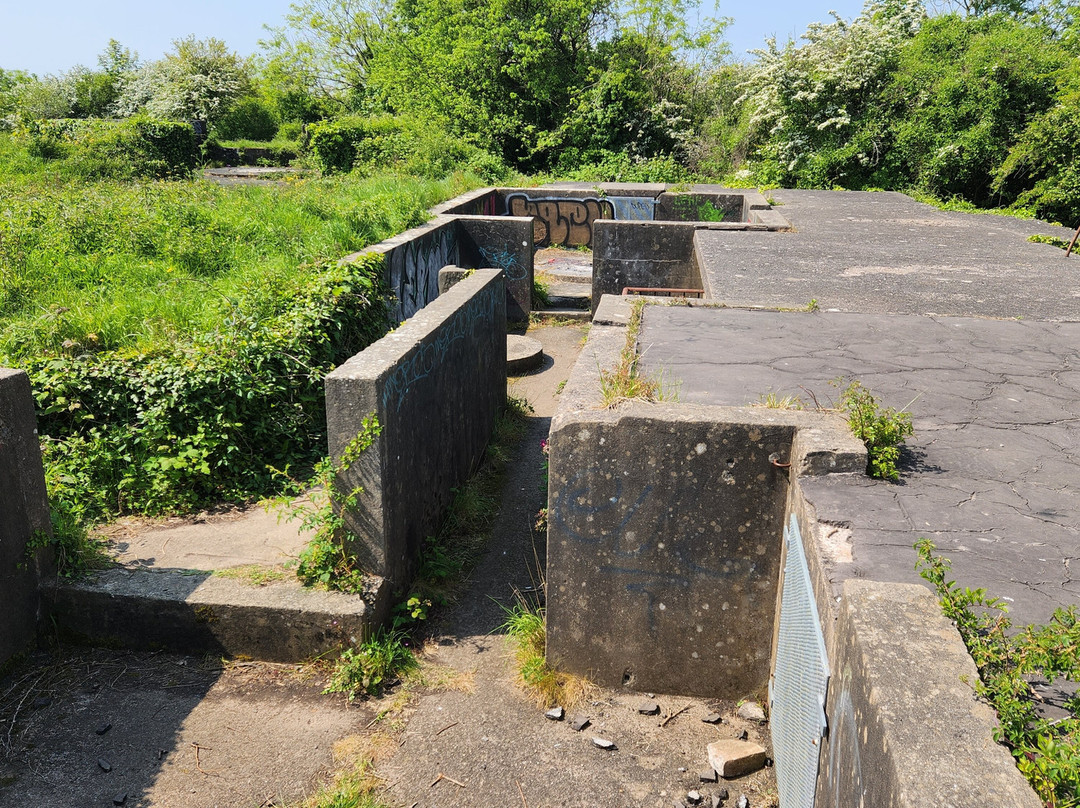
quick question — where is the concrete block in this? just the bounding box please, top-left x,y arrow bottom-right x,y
592,220 -> 705,314
655,192 -> 745,223
438,265 -> 472,294
816,580 -> 1042,808
0,368 -> 52,669
546,401 -> 793,696
455,215 -> 533,321
326,270 -> 506,591
707,739 -> 767,778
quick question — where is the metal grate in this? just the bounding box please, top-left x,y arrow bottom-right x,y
770,514 -> 830,808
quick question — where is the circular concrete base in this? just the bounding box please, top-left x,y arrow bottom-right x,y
507,335 -> 544,375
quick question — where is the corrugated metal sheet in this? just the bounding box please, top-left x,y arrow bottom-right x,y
770,514 -> 830,808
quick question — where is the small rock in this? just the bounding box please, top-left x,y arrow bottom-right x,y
97,758 -> 112,773
678,767 -> 686,772
706,739 -> 767,778
591,737 -> 616,750
764,756 -> 773,768
113,793 -> 127,806
637,700 -> 660,715
702,713 -> 723,724
699,769 -> 717,783
737,702 -> 766,723
96,723 -> 112,736
717,787 -> 730,801
673,802 -> 688,808
738,730 -> 749,741
687,790 -> 702,805
710,795 -> 723,808
569,715 -> 591,732
545,706 -> 565,721
32,697 -> 52,710
736,796 -> 750,808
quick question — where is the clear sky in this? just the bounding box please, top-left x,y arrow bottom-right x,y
1,0 -> 869,75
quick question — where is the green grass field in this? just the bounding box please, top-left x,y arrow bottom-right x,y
0,133 -> 478,362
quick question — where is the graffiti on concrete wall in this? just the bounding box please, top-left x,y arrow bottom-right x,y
478,245 -> 527,281
506,193 -> 615,248
388,225 -> 459,321
823,667 -> 863,808
610,197 -> 657,221
381,281 -> 501,413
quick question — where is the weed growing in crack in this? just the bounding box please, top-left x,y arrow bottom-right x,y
916,540 -> 1080,805
599,299 -> 676,407
324,628 -> 417,702
836,379 -> 914,481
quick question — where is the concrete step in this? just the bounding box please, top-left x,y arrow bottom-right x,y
49,503 -> 389,661
49,567 -> 389,661
532,308 -> 592,322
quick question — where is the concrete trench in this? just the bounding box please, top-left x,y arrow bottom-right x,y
3,184 -> 1074,806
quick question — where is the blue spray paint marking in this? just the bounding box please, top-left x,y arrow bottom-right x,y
478,245 -> 527,281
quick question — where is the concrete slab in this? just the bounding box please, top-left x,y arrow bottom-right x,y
639,304 -> 1080,627
101,503 -> 311,571
695,190 -> 1080,320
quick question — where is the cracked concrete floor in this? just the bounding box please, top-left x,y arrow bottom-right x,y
640,306 -> 1080,627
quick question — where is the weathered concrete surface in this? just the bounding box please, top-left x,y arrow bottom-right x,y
547,403 -> 794,696
456,215 -> 534,321
817,580 -> 1041,808
655,191 -> 746,223
695,190 -> 1080,319
0,369 -> 51,670
50,568 -> 386,662
638,304 -> 1080,628
326,270 -> 506,591
438,264 -> 472,294
507,334 -> 544,374
103,502 -> 311,571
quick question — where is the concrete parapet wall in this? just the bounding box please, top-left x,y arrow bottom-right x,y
325,270 -> 506,590
341,213 -> 532,323
0,369 -> 52,670
813,578 -> 1041,808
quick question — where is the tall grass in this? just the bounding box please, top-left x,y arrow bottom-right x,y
0,133 -> 481,361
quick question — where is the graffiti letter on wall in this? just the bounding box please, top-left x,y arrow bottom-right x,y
506,194 -> 614,248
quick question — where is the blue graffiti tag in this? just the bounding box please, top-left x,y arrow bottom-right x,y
478,245 -> 527,281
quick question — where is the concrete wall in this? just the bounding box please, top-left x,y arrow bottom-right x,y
455,215 -> 533,321
0,369 -> 51,670
547,402 -> 793,697
325,270 -> 506,591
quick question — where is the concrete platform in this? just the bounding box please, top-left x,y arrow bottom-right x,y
695,190 -> 1080,319
639,304 -> 1080,627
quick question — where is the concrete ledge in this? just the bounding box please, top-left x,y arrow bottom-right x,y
49,568 -> 390,662
816,579 -> 1041,808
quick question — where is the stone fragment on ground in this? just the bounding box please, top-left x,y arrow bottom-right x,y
699,768 -> 718,782
569,714 -> 590,731
591,736 -> 616,749
637,699 -> 660,715
736,795 -> 750,808
736,702 -> 766,723
706,739 -> 767,778
545,706 -> 564,720
702,712 -> 723,724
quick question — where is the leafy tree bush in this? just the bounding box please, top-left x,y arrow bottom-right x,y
116,36 -> 253,127
887,12 -> 1067,205
13,117 -> 196,179
212,96 -> 279,141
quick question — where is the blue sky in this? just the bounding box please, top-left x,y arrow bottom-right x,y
1,1 -> 868,75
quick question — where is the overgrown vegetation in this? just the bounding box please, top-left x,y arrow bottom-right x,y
285,396 -> 532,702
837,379 -> 915,480
916,540 -> 1080,805
501,591 -> 593,708
599,299 -> 674,406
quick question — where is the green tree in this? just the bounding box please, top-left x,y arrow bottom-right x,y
116,36 -> 253,125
